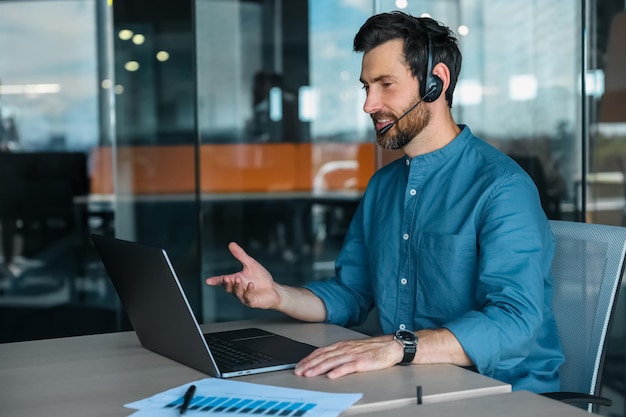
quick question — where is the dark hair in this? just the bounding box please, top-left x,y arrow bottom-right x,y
353,11 -> 461,107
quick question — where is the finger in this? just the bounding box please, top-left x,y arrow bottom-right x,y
242,282 -> 259,306
299,342 -> 341,363
231,276 -> 248,299
223,275 -> 240,294
297,352 -> 353,378
205,275 -> 226,286
295,345 -> 343,376
227,242 -> 256,268
326,361 -> 359,379
298,344 -> 335,371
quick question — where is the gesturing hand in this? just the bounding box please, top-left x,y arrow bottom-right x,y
205,242 -> 280,310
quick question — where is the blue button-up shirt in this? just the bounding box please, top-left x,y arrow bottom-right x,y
305,125 -> 564,392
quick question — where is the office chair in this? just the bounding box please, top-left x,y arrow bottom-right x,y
540,220 -> 626,413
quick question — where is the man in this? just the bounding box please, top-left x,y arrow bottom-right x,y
206,11 -> 564,393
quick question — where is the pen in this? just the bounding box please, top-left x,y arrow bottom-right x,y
179,384 -> 196,415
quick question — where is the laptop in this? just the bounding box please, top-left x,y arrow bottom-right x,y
91,234 -> 317,378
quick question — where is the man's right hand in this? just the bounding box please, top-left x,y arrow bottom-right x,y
205,242 -> 281,310
206,242 -> 327,322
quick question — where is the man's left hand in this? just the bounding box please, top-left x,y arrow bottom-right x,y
294,336 -> 403,378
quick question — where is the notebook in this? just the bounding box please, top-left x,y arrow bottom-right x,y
91,234 -> 317,378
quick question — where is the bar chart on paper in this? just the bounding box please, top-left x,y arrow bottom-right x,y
165,395 -> 317,415
124,378 -> 362,417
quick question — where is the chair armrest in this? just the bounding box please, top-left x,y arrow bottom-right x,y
540,391 -> 612,407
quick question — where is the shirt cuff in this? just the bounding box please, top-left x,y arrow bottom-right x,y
444,311 -> 500,376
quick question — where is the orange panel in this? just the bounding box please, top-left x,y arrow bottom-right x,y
310,143 -> 376,191
88,142 -> 377,195
200,143 -> 307,192
125,146 -> 196,194
88,145 -> 196,194
89,146 -> 113,194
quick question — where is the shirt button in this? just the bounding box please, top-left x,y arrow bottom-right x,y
405,159 -> 410,166
400,278 -> 407,285
399,324 -> 406,330
403,233 -> 409,240
409,189 -> 416,196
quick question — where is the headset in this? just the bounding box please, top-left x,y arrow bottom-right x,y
376,17 -> 446,134
416,19 -> 443,102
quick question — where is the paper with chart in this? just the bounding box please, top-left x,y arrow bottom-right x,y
125,378 -> 362,417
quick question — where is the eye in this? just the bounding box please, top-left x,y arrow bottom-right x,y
361,84 -> 369,92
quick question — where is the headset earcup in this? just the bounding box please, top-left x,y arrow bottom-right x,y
417,17 -> 443,103
423,74 -> 443,102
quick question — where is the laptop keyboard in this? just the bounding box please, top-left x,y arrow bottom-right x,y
204,335 -> 274,368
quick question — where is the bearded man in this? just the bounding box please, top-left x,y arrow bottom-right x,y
206,11 -> 564,393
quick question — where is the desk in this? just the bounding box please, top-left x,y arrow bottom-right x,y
0,318 -> 510,416
353,390 -> 597,417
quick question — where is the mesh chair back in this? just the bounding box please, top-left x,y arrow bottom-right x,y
549,220 -> 626,405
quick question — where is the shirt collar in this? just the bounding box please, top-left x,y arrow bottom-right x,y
405,124 -> 471,168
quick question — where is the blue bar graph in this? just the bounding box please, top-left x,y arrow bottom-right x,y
225,398 -> 253,413
293,403 -> 317,416
281,402 -> 304,416
241,400 -> 267,414
266,401 -> 290,415
253,400 -> 279,414
200,397 -> 229,411
190,396 -> 217,410
165,395 -> 318,415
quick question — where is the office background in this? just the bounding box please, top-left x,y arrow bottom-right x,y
1,0 -> 625,415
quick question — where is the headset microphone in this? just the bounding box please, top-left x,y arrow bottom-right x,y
377,88 -> 433,135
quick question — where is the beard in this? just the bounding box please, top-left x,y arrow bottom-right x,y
374,102 -> 431,150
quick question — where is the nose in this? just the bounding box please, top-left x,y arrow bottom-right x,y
363,90 -> 381,115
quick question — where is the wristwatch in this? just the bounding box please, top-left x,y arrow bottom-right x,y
394,329 -> 418,365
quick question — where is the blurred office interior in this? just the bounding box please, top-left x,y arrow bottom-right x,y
1,0 -> 626,414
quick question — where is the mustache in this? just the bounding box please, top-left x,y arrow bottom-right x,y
371,112 -> 397,122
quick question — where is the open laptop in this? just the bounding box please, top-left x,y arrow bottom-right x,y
91,234 -> 317,378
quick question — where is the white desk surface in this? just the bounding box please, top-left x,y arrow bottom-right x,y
353,390 -> 598,417
0,318 -> 510,416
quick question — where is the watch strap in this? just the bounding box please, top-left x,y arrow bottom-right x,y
400,342 -> 416,365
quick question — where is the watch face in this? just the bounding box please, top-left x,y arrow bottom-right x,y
395,329 -> 417,343
394,329 -> 417,365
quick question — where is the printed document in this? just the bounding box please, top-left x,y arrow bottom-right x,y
125,378 -> 362,417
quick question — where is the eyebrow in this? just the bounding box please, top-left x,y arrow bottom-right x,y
359,74 -> 395,84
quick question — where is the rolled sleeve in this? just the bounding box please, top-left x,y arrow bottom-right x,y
304,201 -> 374,327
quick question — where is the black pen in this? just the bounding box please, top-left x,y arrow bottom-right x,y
179,384 -> 196,415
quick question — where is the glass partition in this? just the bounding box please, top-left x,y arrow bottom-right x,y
2,3 -> 626,412
0,0 -> 115,342
110,0 -> 202,315
195,0 -> 376,323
